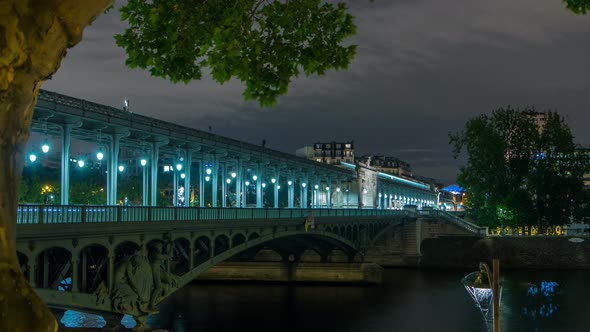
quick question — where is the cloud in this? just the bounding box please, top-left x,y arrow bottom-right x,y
40,0 -> 590,185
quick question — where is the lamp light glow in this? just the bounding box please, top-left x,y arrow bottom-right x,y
326,186 -> 329,191
140,159 -> 147,166
180,173 -> 186,179
96,148 -> 104,161
226,178 -> 231,184
78,160 -> 85,168
118,165 -> 124,172
336,187 -> 341,192
302,183 -> 306,188
205,176 -> 211,182
288,180 -> 292,186
252,175 -> 258,181
176,163 -> 182,171
245,181 -> 250,186
271,178 -> 276,183
262,183 -> 266,188
231,172 -> 237,178
206,168 -> 212,175
41,139 -> 50,153
28,152 -> 37,162
314,184 -> 319,190
277,185 -> 281,189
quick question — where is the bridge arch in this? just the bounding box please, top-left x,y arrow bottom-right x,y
193,236 -> 211,266
170,237 -> 191,276
213,234 -> 230,256
231,233 -> 246,248
165,230 -> 359,300
36,246 -> 73,291
114,241 -> 141,263
77,244 -> 109,293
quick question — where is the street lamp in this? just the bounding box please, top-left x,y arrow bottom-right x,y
252,175 -> 258,181
262,183 -> 266,188
206,168 -> 212,175
140,158 -> 147,167
271,178 -> 276,183
277,185 -> 281,189
245,180 -> 250,186
77,160 -> 85,168
302,183 -> 306,188
96,148 -> 104,161
181,173 -> 186,179
462,260 -> 501,332
288,180 -> 293,186
41,139 -> 50,153
226,178 -> 231,184
314,184 -> 319,190
118,165 -> 124,172
176,163 -> 182,171
205,176 -> 211,182
231,172 -> 237,178
28,151 -> 37,163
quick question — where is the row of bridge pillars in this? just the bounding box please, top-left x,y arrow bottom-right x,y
54,123 -> 353,208
50,124 -> 434,209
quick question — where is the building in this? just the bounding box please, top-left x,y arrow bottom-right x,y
300,141 -> 354,165
295,146 -> 314,159
356,154 -> 412,178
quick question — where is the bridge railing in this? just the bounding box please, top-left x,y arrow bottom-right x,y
16,205 -> 412,224
415,210 -> 488,236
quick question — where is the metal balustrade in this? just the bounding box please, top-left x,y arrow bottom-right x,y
16,204 -> 486,236
16,205 -> 412,225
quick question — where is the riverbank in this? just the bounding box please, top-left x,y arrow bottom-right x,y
420,236 -> 590,269
196,262 -> 383,284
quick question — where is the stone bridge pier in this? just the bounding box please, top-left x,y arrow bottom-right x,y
364,216 -> 483,267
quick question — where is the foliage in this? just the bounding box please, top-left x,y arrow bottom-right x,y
450,107 -> 589,228
115,0 -> 356,107
564,0 -> 590,14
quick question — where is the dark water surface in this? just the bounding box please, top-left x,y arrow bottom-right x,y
62,269 -> 590,331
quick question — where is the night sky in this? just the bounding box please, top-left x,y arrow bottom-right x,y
42,0 -> 590,184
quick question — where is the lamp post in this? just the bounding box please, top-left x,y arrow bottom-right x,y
141,158 -> 148,206
462,259 -> 501,332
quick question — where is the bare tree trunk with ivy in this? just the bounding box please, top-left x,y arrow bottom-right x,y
0,1 -> 113,331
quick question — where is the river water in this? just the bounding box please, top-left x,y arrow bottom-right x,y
61,268 -> 590,331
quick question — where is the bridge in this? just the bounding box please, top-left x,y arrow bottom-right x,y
16,204 -> 486,329
17,90 -> 487,330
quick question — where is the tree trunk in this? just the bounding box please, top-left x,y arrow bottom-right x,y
0,1 -> 113,331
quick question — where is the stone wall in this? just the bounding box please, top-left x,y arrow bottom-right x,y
420,236 -> 590,269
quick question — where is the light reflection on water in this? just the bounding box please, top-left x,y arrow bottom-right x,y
61,311 -> 136,329
58,269 -> 590,332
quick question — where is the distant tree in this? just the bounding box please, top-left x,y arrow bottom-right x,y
0,1 -> 357,330
564,0 -> 590,14
450,107 -> 588,230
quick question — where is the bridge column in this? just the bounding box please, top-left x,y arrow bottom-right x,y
60,123 -> 72,205
272,171 -> 279,208
301,179 -> 308,208
221,163 -> 227,208
189,241 -> 195,270
149,141 -> 163,206
255,165 -> 262,208
27,263 -> 36,288
184,149 -> 192,207
71,259 -> 79,292
199,160 -> 205,208
236,159 -> 243,208
315,184 -> 320,208
107,133 -> 125,205
107,254 -> 115,291
288,172 -> 294,208
240,162 -> 246,208
326,185 -> 331,208
212,154 -> 219,207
